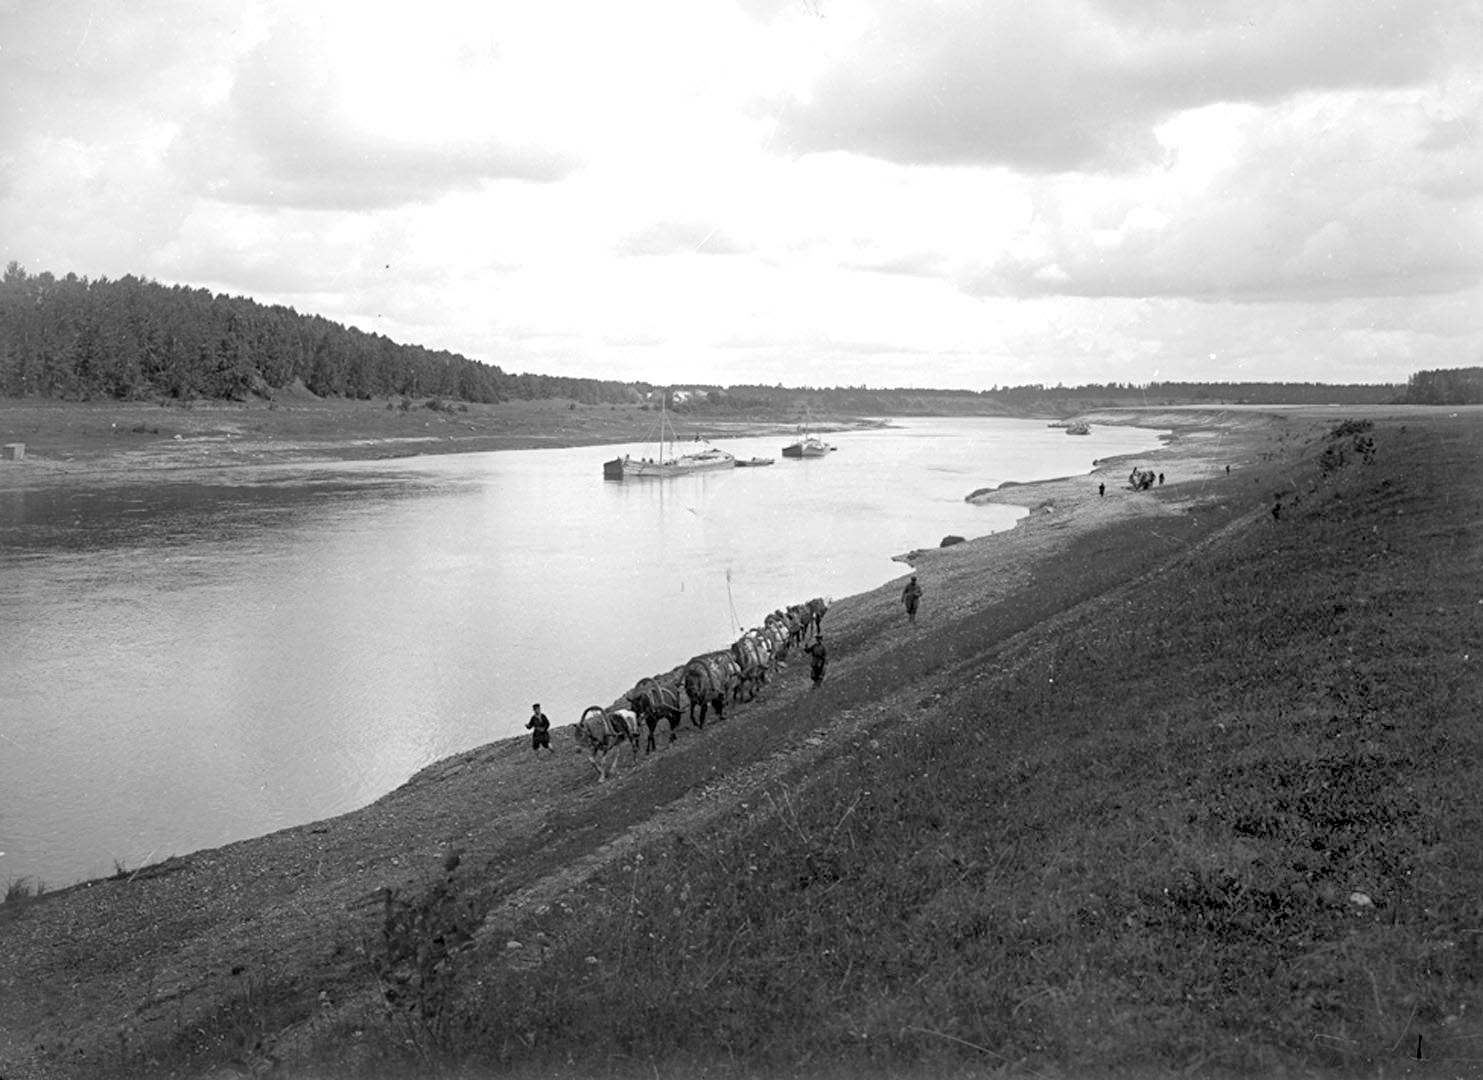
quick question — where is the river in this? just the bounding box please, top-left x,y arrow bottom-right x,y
0,416 -> 1164,886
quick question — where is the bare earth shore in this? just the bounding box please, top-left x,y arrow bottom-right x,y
1,401 -> 1473,1078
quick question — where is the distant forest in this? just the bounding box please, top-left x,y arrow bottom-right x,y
1399,366 -> 1483,405
3,264 -> 1470,410
0,264 -> 636,406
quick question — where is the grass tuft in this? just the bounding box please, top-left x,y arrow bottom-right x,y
5,875 -> 46,904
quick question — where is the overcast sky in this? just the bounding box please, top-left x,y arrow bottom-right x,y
3,0 -> 1480,390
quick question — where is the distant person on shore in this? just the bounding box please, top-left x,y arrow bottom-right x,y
1158,472 -> 1165,486
806,636 -> 827,686
902,576 -> 923,624
1098,481 -> 1105,497
526,703 -> 554,755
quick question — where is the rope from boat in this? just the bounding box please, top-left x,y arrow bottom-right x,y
726,567 -> 742,635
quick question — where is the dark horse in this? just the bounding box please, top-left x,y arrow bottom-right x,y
804,596 -> 830,641
573,705 -> 638,781
626,676 -> 684,752
682,653 -> 739,728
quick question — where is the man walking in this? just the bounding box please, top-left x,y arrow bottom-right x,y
806,635 -> 827,687
901,575 -> 923,624
526,703 -> 554,755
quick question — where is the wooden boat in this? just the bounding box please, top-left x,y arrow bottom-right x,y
604,446 -> 736,479
735,456 -> 775,468
781,409 -> 836,458
602,398 -> 735,479
781,436 -> 833,458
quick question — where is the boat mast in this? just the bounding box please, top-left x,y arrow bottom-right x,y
659,391 -> 672,464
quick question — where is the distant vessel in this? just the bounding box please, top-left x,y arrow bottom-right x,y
603,398 -> 735,480
1065,420 -> 1091,435
781,436 -> 833,458
735,456 -> 775,468
781,410 -> 836,458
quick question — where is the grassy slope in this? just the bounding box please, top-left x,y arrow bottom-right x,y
338,416 -> 1481,1079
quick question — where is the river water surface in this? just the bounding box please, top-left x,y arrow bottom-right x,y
1,417 -> 1164,885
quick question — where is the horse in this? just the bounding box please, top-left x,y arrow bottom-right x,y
730,630 -> 773,700
573,706 -> 638,781
762,611 -> 794,661
784,603 -> 811,647
626,677 -> 684,752
804,596 -> 830,641
682,653 -> 740,728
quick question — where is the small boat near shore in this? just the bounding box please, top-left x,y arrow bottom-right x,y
1065,420 -> 1091,435
735,456 -> 775,468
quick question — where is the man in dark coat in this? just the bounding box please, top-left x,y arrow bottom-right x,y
806,636 -> 827,687
526,703 -> 554,755
902,575 -> 923,624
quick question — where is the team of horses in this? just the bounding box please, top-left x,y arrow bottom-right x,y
1129,468 -> 1157,491
571,596 -> 829,780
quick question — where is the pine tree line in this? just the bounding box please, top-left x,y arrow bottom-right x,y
0,264 -> 637,405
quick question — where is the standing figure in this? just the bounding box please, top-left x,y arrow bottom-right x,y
526,703 -> 554,755
806,636 -> 828,687
1098,481 -> 1105,497
901,575 -> 923,624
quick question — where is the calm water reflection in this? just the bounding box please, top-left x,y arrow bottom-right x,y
0,417 -> 1164,884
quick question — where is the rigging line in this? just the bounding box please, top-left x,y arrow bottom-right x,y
726,567 -> 742,635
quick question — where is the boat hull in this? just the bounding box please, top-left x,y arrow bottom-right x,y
604,450 -> 737,480
781,438 -> 833,458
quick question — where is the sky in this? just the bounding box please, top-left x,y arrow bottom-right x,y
2,0 -> 1480,390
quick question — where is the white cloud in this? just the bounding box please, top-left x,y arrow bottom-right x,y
2,0 -> 1479,390
165,7 -> 583,210
956,87 -> 1483,302
777,0 -> 1476,171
